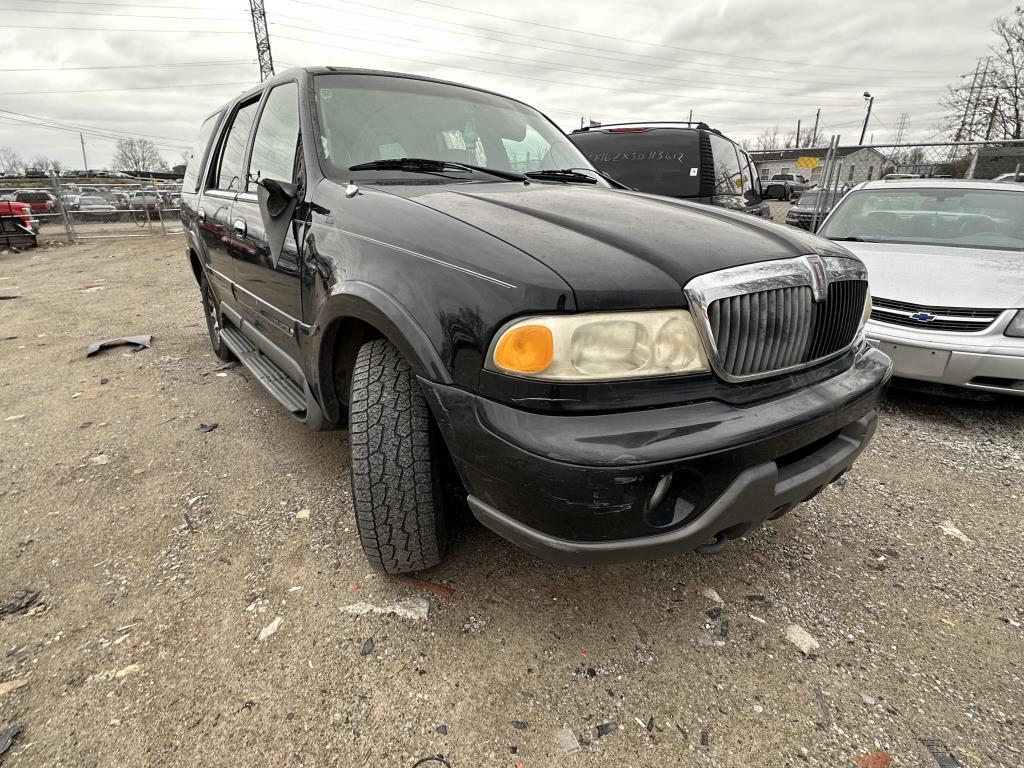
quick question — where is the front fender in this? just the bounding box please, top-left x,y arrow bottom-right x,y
314,281 -> 451,384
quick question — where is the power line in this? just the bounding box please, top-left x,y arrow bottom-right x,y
290,0 -> 952,87
0,6 -> 247,20
0,23 -> 250,33
0,114 -> 189,152
22,0 -> 248,9
267,18 -> 897,104
0,106 -> 194,144
400,0 -> 951,75
0,80 -> 254,96
0,59 -> 255,72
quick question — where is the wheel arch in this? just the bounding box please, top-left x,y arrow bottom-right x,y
314,283 -> 451,425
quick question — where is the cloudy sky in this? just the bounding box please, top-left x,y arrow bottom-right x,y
0,0 -> 1010,169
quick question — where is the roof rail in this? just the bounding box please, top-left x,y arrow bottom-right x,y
571,120 -> 712,133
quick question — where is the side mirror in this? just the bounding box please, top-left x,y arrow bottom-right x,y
256,178 -> 299,262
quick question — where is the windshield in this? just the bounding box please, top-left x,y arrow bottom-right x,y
81,196 -> 107,205
570,129 -> 701,197
798,190 -> 841,207
820,187 -> 1024,251
771,174 -> 794,180
314,74 -> 592,180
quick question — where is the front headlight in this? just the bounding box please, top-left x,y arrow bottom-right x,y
1006,309 -> 1024,338
489,310 -> 710,381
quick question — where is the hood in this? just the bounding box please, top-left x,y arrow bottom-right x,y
839,241 -> 1024,308
383,182 -> 851,310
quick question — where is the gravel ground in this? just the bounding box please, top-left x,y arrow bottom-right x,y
1,237 -> 1022,768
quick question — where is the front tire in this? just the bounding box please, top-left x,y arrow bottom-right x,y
348,339 -> 447,573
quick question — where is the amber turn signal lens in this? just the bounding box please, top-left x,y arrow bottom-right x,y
493,324 -> 554,373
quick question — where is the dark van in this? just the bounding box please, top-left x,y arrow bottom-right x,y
569,123 -> 771,219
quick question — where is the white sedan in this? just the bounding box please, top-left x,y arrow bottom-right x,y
818,178 -> 1023,396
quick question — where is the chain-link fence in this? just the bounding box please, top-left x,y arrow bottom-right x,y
751,138 -> 1024,232
0,173 -> 183,247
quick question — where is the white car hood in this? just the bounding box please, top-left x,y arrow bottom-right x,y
839,241 -> 1024,309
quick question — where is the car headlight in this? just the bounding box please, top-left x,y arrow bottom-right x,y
489,310 -> 710,381
1006,309 -> 1024,338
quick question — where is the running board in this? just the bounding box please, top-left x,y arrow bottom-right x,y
219,325 -> 307,417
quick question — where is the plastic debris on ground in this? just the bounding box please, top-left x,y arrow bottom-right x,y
0,589 -> 41,619
939,520 -> 973,544
360,638 -> 375,656
0,679 -> 28,698
556,726 -> 581,753
342,598 -> 430,621
196,422 -> 219,433
258,616 -> 283,641
399,576 -> 455,598
85,335 -> 152,357
595,722 -> 617,738
784,624 -> 821,655
0,724 -> 23,759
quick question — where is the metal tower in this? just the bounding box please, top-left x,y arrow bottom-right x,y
249,0 -> 275,81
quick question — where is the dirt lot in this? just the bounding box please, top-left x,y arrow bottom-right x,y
1,237 -> 1022,768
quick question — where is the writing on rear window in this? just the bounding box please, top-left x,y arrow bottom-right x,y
585,151 -> 688,163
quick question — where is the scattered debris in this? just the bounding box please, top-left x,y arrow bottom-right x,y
0,724 -> 23,759
4,414 -> 25,422
85,334 -> 152,357
89,454 -> 111,465
860,692 -> 877,706
856,749 -> 893,768
410,757 -> 452,768
0,295 -> 19,301
196,422 -> 219,433
114,663 -> 142,679
435,724 -> 448,735
399,576 -> 455,598
700,729 -> 710,747
939,521 -> 972,544
706,606 -> 723,620
784,624 -> 820,656
645,716 -> 655,733
595,722 -> 617,738
0,678 -> 28,698
918,738 -> 967,768
746,594 -> 772,609
295,508 -> 311,520
556,726 -> 580,753
815,689 -> 832,729
636,625 -> 649,645
702,587 -> 724,604
675,724 -> 688,740
215,361 -> 239,371
346,583 -> 362,593
99,378 -> 109,385
0,589 -> 41,619
258,616 -> 284,641
342,598 -> 430,622
511,720 -> 528,731
360,638 -> 375,656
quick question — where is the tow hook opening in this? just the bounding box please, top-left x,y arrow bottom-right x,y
696,531 -> 730,555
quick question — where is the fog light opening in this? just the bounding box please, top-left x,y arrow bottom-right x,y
647,473 -> 673,512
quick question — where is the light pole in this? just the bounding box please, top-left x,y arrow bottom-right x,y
859,91 -> 874,145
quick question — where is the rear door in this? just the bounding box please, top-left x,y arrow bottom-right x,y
570,128 -> 702,198
229,80 -> 304,363
197,97 -> 260,301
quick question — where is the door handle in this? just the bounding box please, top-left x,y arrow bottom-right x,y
197,208 -> 206,223
233,218 -> 246,237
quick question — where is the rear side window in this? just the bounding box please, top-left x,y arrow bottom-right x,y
570,129 -> 701,197
708,134 -> 744,196
247,82 -> 300,190
214,100 -> 259,192
183,112 -> 221,194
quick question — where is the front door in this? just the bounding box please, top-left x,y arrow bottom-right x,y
228,80 -> 304,363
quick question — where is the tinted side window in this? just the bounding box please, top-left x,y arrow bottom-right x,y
709,134 -> 743,195
739,150 -> 760,195
214,100 -> 259,192
183,112 -> 221,194
247,82 -> 300,191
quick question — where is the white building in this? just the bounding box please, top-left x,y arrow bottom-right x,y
750,147 -> 888,186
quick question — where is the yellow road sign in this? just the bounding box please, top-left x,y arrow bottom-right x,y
795,156 -> 821,170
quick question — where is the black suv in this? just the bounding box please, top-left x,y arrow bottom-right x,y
181,67 -> 890,573
569,123 -> 772,219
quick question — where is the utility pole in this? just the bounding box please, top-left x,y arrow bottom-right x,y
79,133 -> 89,174
795,119 -> 801,147
985,96 -> 999,140
810,108 -> 820,146
859,92 -> 874,145
249,0 -> 275,81
687,109 -> 693,123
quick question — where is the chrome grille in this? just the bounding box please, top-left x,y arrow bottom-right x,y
684,255 -> 869,382
870,296 -> 1001,333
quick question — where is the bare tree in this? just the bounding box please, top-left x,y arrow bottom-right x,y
49,158 -> 64,175
942,7 -> 1024,140
738,138 -> 753,151
0,146 -> 23,175
112,138 -> 169,175
755,124 -> 783,151
30,154 -> 50,171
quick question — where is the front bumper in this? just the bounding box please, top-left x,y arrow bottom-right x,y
423,345 -> 892,565
866,320 -> 1024,396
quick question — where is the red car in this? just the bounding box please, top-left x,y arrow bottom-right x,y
0,199 -> 39,247
11,190 -> 56,215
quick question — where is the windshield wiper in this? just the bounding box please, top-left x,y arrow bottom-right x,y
829,236 -> 872,242
523,168 -> 599,184
348,158 -> 526,182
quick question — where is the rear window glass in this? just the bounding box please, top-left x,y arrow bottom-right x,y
570,129 -> 701,197
183,112 -> 221,194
